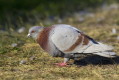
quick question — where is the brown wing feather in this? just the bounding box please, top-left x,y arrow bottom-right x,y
64,33 -> 90,52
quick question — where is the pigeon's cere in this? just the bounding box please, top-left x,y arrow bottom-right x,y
27,24 -> 117,66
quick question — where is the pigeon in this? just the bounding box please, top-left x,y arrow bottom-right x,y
27,24 -> 116,66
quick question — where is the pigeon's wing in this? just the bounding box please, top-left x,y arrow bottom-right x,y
50,24 -> 116,58
51,25 -> 91,53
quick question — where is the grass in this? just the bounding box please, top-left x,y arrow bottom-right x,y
0,9 -> 119,80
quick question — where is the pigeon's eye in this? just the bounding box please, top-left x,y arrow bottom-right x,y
31,30 -> 35,33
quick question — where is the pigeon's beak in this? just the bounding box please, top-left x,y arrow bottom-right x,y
27,33 -> 31,37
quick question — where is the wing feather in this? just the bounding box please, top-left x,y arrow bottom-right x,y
51,24 -> 90,53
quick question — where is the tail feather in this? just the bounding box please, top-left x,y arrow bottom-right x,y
83,42 -> 114,53
93,51 -> 116,58
83,42 -> 117,58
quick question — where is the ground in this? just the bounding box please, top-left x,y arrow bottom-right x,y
0,8 -> 119,80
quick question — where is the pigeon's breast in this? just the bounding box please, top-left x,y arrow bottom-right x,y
36,26 -> 55,52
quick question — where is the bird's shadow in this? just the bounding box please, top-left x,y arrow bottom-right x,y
74,55 -> 119,66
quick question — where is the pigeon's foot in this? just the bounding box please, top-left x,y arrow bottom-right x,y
54,62 -> 68,67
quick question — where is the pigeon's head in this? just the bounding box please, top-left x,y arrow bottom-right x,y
27,26 -> 43,39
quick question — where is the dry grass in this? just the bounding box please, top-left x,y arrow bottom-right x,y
0,9 -> 119,80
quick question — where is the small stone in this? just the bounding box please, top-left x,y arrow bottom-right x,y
19,60 -> 27,64
17,27 -> 25,33
11,43 -> 18,47
29,56 -> 35,61
112,28 -> 117,34
97,17 -> 104,22
86,13 -> 95,18
109,3 -> 119,10
78,17 -> 85,22
117,36 -> 119,40
11,68 -> 20,72
57,19 -> 62,23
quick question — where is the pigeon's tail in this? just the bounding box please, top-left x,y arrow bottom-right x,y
93,51 -> 116,58
83,42 -> 117,58
93,42 -> 116,58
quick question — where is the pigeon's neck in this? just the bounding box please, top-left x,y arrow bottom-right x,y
34,28 -> 44,40
33,33 -> 39,40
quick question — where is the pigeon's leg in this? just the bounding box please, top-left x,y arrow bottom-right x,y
54,53 -> 74,66
55,58 -> 70,66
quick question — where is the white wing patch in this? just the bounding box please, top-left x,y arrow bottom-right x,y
51,25 -> 80,52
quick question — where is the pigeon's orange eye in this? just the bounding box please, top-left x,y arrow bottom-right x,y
31,30 -> 35,33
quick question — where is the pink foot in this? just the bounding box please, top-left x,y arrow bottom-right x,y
54,63 -> 68,67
